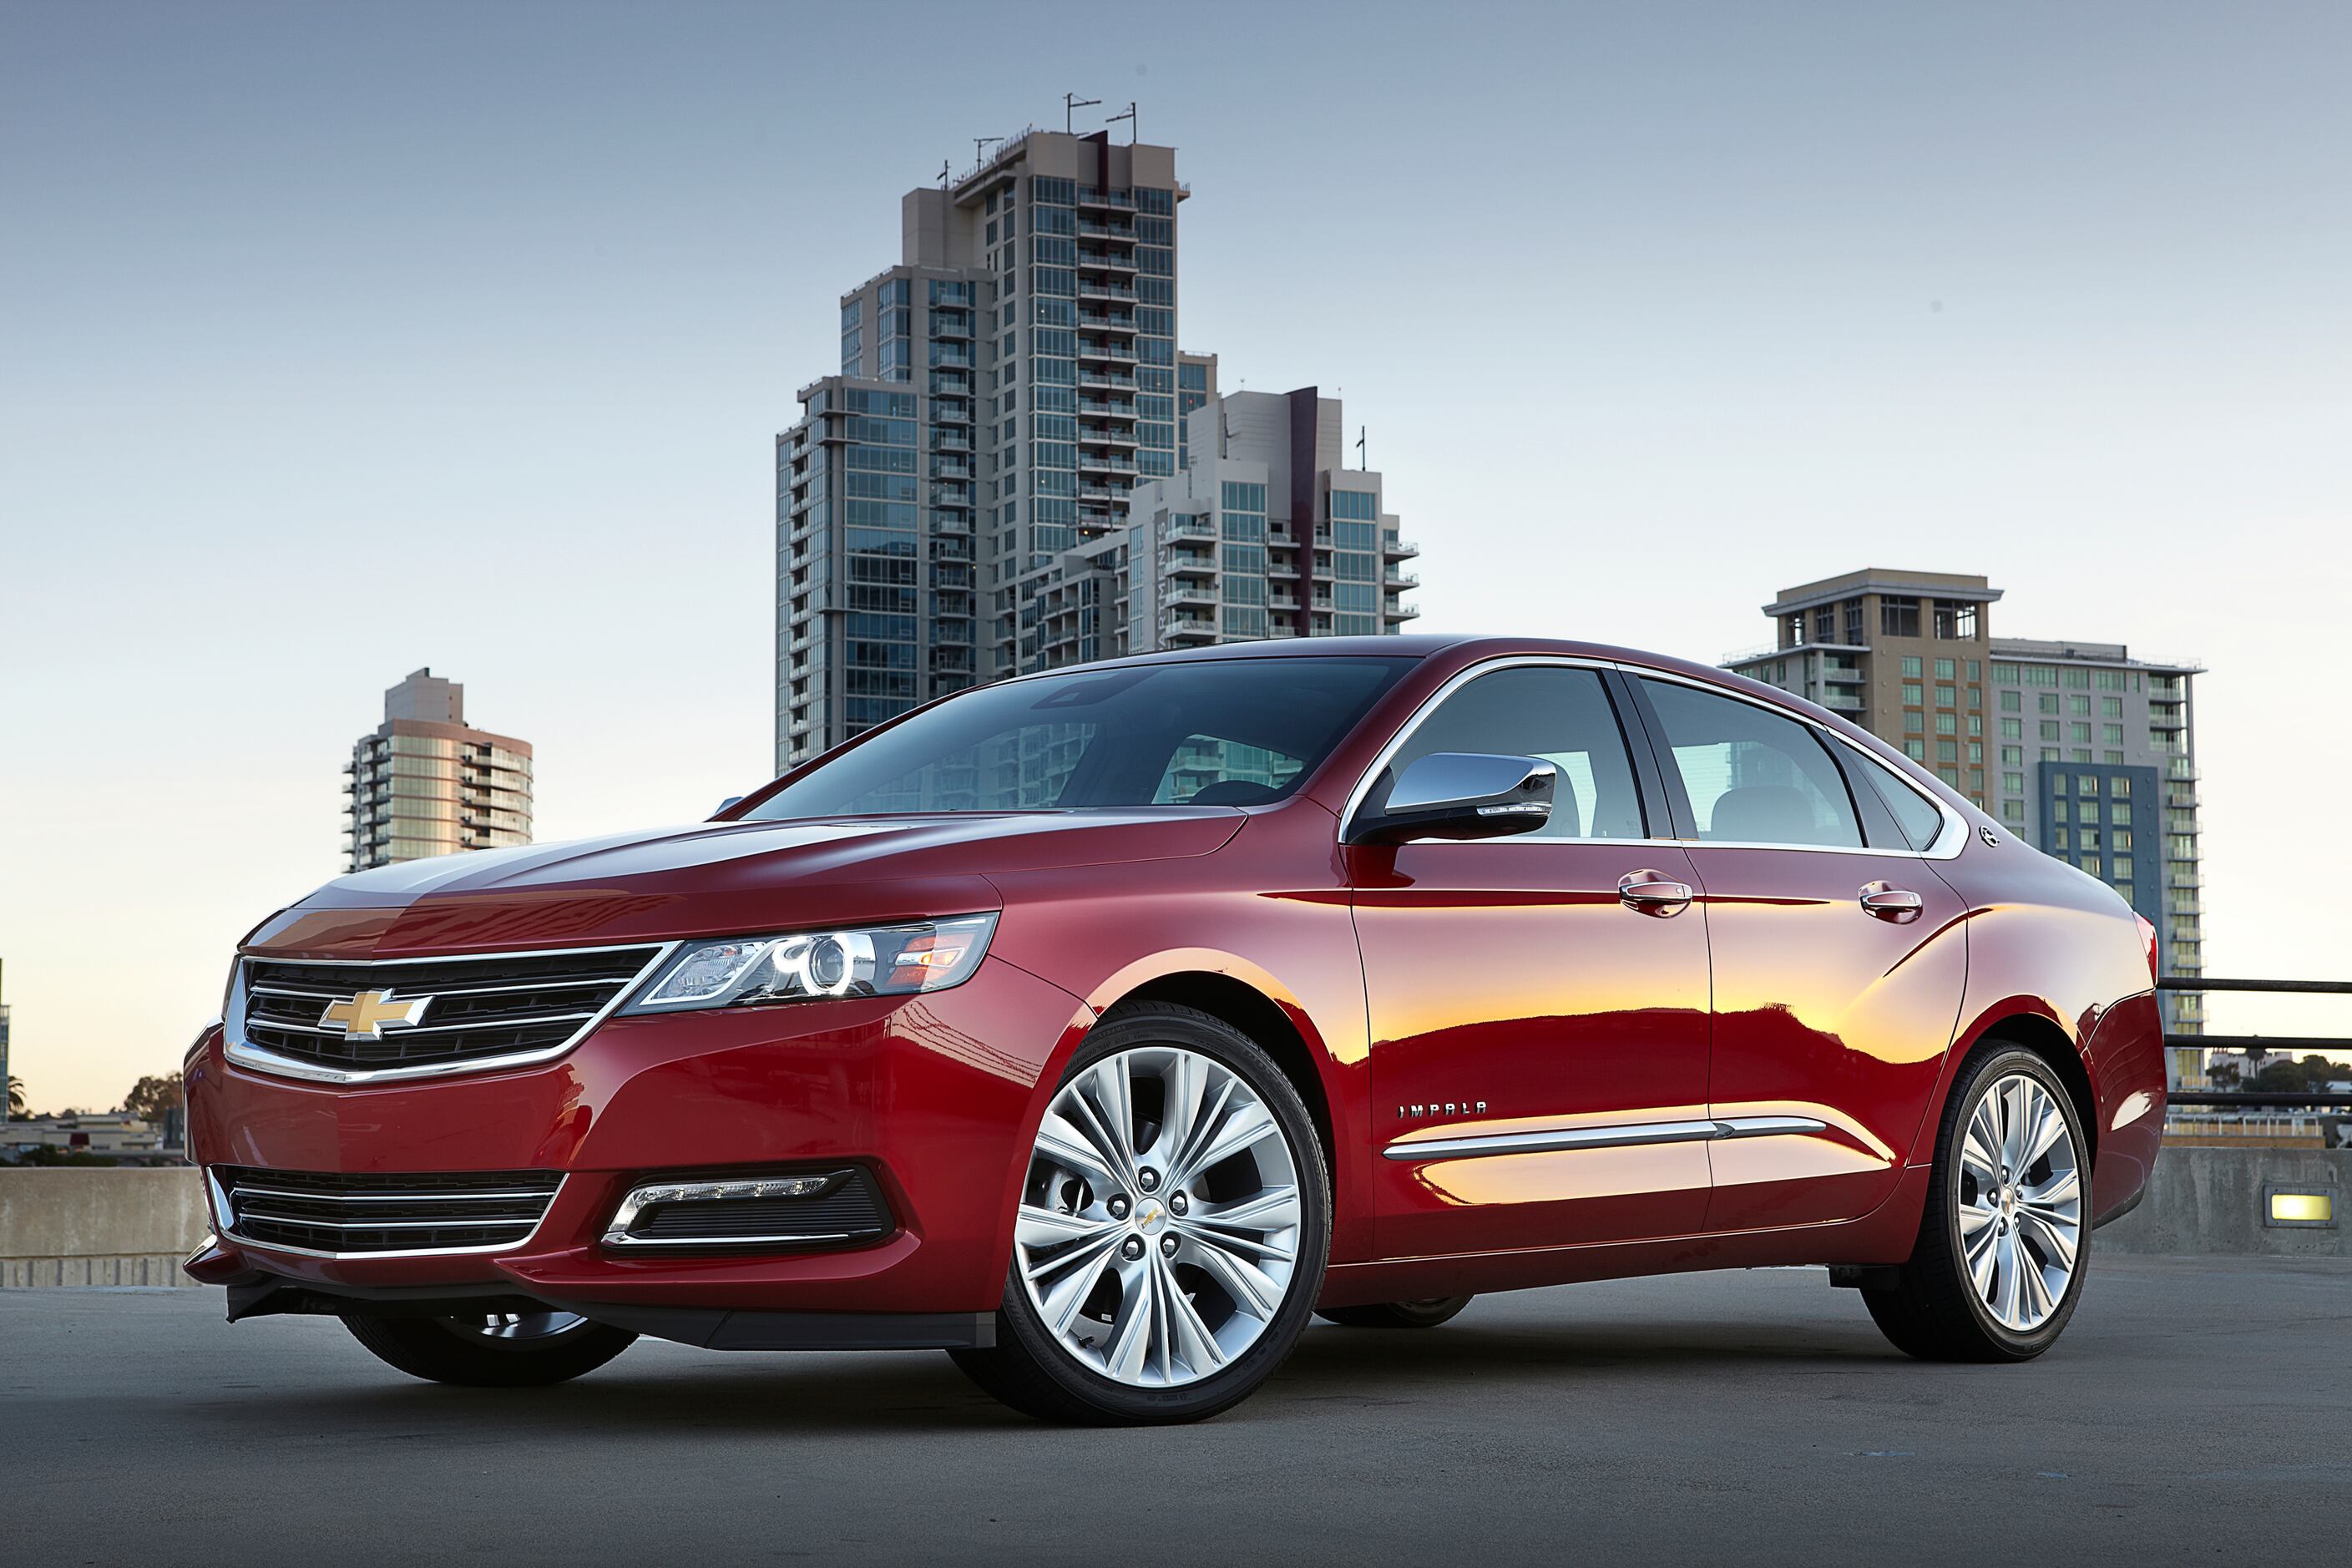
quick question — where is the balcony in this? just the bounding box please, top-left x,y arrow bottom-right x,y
1161,614 -> 1217,643
1164,550 -> 1216,579
1078,424 -> 1139,448
1077,216 -> 1136,240
1382,534 -> 1419,559
1077,395 -> 1137,420
1076,247 -> 1138,274
1076,277 -> 1137,303
1166,514 -> 1216,540
1077,187 -> 1138,210
1823,689 -> 1865,712
1077,310 -> 1137,333
1079,367 -> 1138,392
1385,569 -> 1419,589
1076,337 -> 1139,363
1163,583 -> 1217,609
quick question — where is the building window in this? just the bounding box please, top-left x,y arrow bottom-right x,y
2000,690 -> 2021,711
1900,655 -> 1922,678
2041,721 -> 2060,741
1904,711 -> 1925,733
1935,685 -> 1956,707
2039,693 -> 2060,713
2000,719 -> 2022,741
1932,599 -> 1978,639
1936,712 -> 1957,734
1884,600 -> 1921,638
1904,740 -> 1926,760
1903,683 -> 1923,705
2002,799 -> 2026,822
2002,771 -> 2025,795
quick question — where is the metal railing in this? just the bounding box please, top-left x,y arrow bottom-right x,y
2160,974 -> 2352,1112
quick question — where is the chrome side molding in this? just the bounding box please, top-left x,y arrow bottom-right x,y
1383,1114 -> 1831,1162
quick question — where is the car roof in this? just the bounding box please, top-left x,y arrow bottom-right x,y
1067,632 -> 1732,687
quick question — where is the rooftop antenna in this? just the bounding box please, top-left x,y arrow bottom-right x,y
1065,93 -> 1100,134
972,135 -> 1000,169
1106,101 -> 1137,144
1356,425 -> 1368,470
938,159 -> 950,190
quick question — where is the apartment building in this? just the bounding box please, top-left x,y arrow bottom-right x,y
1727,570 -> 2205,1082
777,129 -> 1187,770
343,668 -> 533,872
775,120 -> 1428,772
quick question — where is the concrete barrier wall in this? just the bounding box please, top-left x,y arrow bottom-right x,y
0,1149 -> 2341,1286
2097,1146 -> 2348,1258
0,1168 -> 209,1287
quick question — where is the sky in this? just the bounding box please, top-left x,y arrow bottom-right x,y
3,0 -> 2348,1112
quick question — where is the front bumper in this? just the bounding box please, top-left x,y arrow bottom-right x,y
185,955 -> 1090,1318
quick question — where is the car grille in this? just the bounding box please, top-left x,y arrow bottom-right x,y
234,943 -> 668,1079
213,1166 -> 564,1256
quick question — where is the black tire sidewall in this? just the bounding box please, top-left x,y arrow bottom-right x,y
995,1004 -> 1332,1423
1935,1046 -> 2092,1357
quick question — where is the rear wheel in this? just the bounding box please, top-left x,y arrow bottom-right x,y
1863,1046 -> 2089,1362
340,1310 -> 636,1387
950,1003 -> 1331,1425
1317,1297 -> 1474,1329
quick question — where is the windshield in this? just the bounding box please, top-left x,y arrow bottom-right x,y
746,656 -> 1416,818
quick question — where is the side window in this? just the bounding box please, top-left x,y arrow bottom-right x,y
1837,740 -> 1948,851
1383,666 -> 1646,839
1639,679 -> 1862,848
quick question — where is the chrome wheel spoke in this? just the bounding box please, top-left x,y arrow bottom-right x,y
1186,1231 -> 1283,1320
1171,1099 -> 1280,1191
1014,1042 -> 1301,1390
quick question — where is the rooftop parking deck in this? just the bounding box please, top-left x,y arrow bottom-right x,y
5,1253 -> 2344,1565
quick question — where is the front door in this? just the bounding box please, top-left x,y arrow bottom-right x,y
1348,663 -> 1714,1257
1629,675 -> 1970,1232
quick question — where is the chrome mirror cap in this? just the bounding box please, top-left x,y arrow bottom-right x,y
1348,752 -> 1555,845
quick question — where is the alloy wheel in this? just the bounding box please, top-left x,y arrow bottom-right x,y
1955,1071 -> 2082,1333
1014,1044 -> 1303,1388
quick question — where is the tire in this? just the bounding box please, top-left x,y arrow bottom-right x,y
1863,1045 -> 2091,1363
1317,1297 -> 1474,1329
949,1002 -> 1331,1425
340,1310 -> 636,1388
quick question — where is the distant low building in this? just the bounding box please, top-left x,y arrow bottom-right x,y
1,1111 -> 179,1165
344,668 -> 533,872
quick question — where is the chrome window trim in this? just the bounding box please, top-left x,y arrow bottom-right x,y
1628,666 -> 1970,862
210,1168 -> 569,1262
1383,1115 -> 1831,1163
224,939 -> 679,1086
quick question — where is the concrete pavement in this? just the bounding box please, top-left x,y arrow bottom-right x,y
3,1255 -> 2344,1565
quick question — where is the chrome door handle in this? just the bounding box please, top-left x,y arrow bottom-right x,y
1619,870 -> 1693,916
1859,883 -> 1924,923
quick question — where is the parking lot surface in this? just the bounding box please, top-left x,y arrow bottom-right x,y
4,1254 -> 2344,1565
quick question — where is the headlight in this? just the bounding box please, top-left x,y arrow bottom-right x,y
620,913 -> 999,1014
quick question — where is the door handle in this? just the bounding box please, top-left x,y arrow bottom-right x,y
1618,870 -> 1693,916
1859,883 -> 1924,923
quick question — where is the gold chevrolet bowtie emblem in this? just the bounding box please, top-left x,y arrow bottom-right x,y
319,989 -> 431,1040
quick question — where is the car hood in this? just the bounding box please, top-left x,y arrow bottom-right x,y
250,810 -> 1248,959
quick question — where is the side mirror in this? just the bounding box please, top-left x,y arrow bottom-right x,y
712,795 -> 746,818
1347,752 -> 1555,846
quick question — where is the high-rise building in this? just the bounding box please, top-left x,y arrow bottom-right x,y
775,122 -> 1433,771
1724,569 -> 2205,1082
343,668 -> 533,872
777,129 -> 1189,770
908,387 -> 1421,678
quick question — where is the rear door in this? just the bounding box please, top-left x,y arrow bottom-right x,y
1626,675 -> 1970,1232
1348,660 -> 1714,1257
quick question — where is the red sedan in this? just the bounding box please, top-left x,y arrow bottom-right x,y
185,637 -> 2165,1424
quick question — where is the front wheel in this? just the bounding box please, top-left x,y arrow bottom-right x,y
950,1003 -> 1331,1425
1863,1046 -> 2089,1362
341,1310 -> 636,1387
1317,1297 -> 1474,1329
